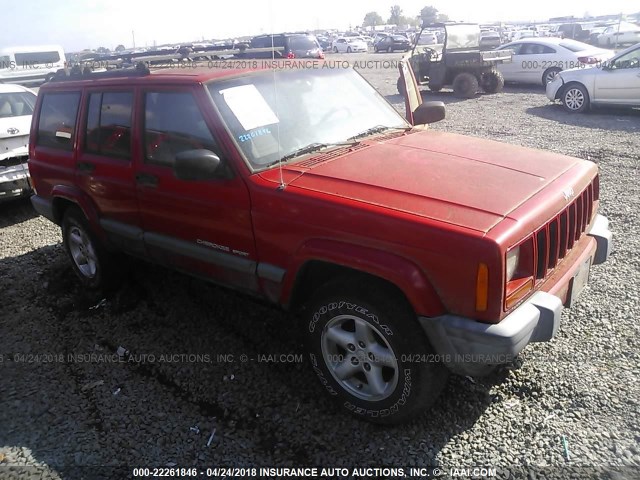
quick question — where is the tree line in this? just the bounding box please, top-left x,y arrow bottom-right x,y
363,5 -> 449,29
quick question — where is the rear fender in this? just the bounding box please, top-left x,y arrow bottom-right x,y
51,185 -> 105,241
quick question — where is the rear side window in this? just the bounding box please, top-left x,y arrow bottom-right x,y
144,91 -> 217,167
0,92 -> 36,118
85,92 -> 133,158
36,92 -> 81,150
15,51 -> 61,64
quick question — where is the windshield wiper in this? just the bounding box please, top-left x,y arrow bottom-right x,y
349,125 -> 411,141
265,141 -> 357,168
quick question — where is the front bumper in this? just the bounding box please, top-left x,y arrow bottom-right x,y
546,76 -> 564,101
0,162 -> 31,202
419,214 -> 612,376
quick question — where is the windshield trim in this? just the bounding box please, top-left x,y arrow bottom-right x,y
204,67 -> 410,175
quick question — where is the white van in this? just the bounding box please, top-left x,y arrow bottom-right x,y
0,45 -> 66,85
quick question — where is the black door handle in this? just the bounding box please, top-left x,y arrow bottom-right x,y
136,173 -> 159,188
77,162 -> 95,173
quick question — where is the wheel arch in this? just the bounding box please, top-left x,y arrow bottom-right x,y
50,185 -> 105,240
283,239 -> 445,318
557,80 -> 589,100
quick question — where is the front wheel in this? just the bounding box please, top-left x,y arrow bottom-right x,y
347,47 -> 352,53
561,83 -> 590,113
397,77 -> 406,96
303,278 -> 449,424
333,47 -> 338,53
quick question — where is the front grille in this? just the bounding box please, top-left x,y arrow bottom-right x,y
534,177 -> 597,280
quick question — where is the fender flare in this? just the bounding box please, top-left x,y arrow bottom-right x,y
51,185 -> 106,241
282,238 -> 445,318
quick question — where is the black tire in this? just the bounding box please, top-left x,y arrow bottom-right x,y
480,70 -> 504,93
397,77 -> 406,96
428,84 -> 443,92
542,67 -> 562,86
303,277 -> 449,424
333,47 -> 338,53
347,47 -> 352,54
561,82 -> 590,113
388,46 -> 393,53
452,72 -> 479,98
62,206 -> 122,290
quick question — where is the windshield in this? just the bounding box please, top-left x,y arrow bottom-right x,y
0,92 -> 36,118
445,24 -> 481,49
208,68 -> 407,170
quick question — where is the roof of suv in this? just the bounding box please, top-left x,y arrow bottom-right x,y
40,67 -> 260,89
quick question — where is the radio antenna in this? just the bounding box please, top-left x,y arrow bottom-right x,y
269,0 -> 285,190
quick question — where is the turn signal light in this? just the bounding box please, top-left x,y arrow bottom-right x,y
476,263 -> 489,312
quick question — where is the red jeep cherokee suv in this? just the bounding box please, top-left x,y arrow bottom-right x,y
28,62 -> 612,423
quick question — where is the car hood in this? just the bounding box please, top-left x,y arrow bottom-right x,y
557,64 -> 601,81
261,130 -> 584,233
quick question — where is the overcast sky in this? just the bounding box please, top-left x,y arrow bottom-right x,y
1,0 -> 636,51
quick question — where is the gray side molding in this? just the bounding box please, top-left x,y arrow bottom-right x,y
144,232 -> 256,274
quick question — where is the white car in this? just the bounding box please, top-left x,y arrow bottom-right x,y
597,23 -> 640,48
0,83 -> 37,201
546,42 -> 640,112
496,38 -> 614,86
332,37 -> 368,54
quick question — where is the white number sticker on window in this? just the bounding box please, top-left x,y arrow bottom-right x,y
219,84 -> 279,131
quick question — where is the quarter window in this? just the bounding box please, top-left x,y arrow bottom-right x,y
85,92 -> 133,158
36,92 -> 81,150
144,92 -> 218,167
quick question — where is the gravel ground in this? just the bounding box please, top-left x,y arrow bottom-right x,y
0,52 -> 639,480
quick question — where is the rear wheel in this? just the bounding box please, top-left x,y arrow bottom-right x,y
397,77 -> 406,96
452,72 -> 479,98
561,83 -> 590,113
428,84 -> 443,92
480,70 -> 504,93
388,46 -> 393,53
62,206 -> 122,290
303,277 -> 449,424
347,47 -> 352,53
542,67 -> 562,86
334,47 -> 338,53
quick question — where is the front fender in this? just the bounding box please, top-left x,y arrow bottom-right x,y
282,238 -> 445,317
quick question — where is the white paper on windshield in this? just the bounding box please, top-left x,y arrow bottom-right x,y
219,84 -> 279,131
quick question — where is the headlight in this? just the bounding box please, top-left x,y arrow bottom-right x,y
506,247 -> 520,281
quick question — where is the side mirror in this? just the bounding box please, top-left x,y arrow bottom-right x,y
174,149 -> 222,181
412,101 -> 446,125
